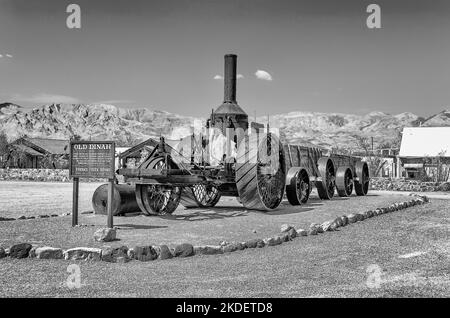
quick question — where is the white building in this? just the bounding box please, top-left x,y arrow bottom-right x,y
398,127 -> 450,180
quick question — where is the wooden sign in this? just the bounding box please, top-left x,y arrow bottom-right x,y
69,141 -> 116,228
69,141 -> 115,179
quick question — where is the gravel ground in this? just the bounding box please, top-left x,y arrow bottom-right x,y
0,181 -> 102,218
0,181 -> 425,248
0,199 -> 448,297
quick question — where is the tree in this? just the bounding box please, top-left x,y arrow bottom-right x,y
40,153 -> 68,169
8,144 -> 28,168
355,135 -> 387,177
0,132 -> 9,167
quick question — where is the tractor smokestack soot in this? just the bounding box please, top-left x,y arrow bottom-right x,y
115,54 -> 370,215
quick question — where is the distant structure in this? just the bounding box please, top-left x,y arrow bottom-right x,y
6,137 -> 69,169
398,127 -> 450,180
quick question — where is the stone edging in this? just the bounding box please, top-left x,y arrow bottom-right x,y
370,177 -> 450,192
0,213 -> 72,222
0,211 -> 99,222
0,194 -> 430,262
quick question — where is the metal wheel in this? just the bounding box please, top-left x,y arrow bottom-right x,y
336,166 -> 354,197
286,167 -> 310,205
236,133 -> 286,211
135,157 -> 181,215
180,184 -> 221,208
355,161 -> 370,196
316,157 -> 336,200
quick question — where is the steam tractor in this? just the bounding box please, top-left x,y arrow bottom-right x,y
112,54 -> 370,215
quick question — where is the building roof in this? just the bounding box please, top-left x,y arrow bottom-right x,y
11,144 -> 44,156
12,137 -> 69,155
399,127 -> 450,158
25,137 -> 69,155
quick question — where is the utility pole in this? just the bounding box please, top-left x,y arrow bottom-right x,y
371,137 -> 374,154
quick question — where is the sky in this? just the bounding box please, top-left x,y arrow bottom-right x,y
0,0 -> 449,117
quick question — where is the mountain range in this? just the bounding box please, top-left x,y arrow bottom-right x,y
0,102 -> 449,151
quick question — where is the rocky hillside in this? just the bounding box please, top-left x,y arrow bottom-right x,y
0,103 -> 448,150
0,103 -> 199,146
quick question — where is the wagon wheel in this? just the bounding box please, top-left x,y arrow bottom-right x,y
286,167 -> 310,205
336,166 -> 354,197
354,161 -> 370,196
316,157 -> 336,200
135,157 -> 181,215
180,184 -> 221,208
236,133 -> 286,211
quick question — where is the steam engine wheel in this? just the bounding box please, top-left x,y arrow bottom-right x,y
236,133 -> 286,211
180,184 -> 221,209
135,157 -> 181,215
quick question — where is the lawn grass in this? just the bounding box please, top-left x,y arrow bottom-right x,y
0,196 -> 449,297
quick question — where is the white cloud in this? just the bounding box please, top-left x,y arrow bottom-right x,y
11,93 -> 81,104
5,54 -> 12,58
255,70 -> 273,81
237,74 -> 244,79
0,54 -> 3,58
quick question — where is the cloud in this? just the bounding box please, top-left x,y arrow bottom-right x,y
214,74 -> 244,80
11,93 -> 81,104
5,54 -> 12,58
0,54 -> 3,58
255,70 -> 272,81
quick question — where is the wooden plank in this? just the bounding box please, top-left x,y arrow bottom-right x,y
287,144 -> 293,168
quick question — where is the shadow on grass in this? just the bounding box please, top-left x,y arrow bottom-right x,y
266,206 -> 315,216
167,201 -> 320,219
162,206 -> 249,222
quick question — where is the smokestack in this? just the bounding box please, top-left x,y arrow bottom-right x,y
224,54 -> 237,103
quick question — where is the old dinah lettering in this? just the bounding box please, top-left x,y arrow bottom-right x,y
88,144 -> 111,150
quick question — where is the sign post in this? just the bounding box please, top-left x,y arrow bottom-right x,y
69,141 -> 116,228
72,177 -> 79,226
107,178 -> 114,228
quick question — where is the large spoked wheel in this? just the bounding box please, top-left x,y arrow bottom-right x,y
355,161 -> 370,196
316,157 -> 336,200
236,133 -> 286,211
180,184 -> 221,209
135,157 -> 181,215
286,167 -> 310,205
336,166 -> 354,197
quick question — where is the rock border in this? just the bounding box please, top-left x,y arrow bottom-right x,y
0,212 -> 98,222
0,194 -> 430,263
